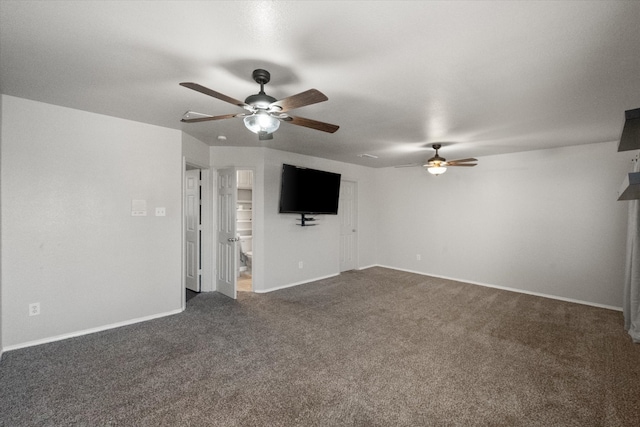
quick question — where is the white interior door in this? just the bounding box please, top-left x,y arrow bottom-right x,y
339,180 -> 357,272
185,169 -> 201,292
216,168 -> 237,299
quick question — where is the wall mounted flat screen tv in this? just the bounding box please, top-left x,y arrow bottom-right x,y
279,164 -> 341,215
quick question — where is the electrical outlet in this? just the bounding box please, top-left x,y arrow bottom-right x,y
416,254 -> 421,261
298,261 -> 304,269
29,302 -> 40,316
155,207 -> 166,216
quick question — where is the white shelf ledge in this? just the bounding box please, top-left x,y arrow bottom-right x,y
618,172 -> 640,200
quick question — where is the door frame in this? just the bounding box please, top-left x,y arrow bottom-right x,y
182,158 -> 214,310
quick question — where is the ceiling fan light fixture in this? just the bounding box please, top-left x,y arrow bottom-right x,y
427,164 -> 447,175
243,111 -> 280,134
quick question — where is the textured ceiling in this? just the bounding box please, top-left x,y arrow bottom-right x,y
1,1 -> 639,167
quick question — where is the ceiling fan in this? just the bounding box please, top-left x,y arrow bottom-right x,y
397,144 -> 478,176
180,69 -> 339,140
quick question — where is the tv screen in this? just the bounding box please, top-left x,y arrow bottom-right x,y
279,164 -> 341,215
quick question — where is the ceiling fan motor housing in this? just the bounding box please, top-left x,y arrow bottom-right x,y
245,92 -> 277,108
245,69 -> 277,108
428,154 -> 446,164
428,144 -> 446,164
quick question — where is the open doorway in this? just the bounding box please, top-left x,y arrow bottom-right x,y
237,169 -> 253,292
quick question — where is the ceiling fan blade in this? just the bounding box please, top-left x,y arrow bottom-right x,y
283,115 -> 339,133
269,89 -> 328,113
445,163 -> 477,167
180,82 -> 248,108
181,113 -> 241,123
446,158 -> 477,164
394,163 -> 420,168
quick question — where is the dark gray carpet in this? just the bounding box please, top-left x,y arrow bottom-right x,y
1,267 -> 639,426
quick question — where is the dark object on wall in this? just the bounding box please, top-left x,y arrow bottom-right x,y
618,108 -> 640,152
279,164 -> 341,219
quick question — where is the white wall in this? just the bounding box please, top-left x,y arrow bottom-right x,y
1,96 -> 183,349
1,94 -> 632,351
182,132 -> 210,168
376,141 -> 635,308
211,147 -> 377,292
262,150 -> 377,290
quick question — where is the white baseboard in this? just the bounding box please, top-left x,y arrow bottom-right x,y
375,264 -> 623,312
2,308 -> 184,353
255,273 -> 340,294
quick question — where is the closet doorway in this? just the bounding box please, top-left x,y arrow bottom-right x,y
183,161 -> 213,308
236,169 -> 254,292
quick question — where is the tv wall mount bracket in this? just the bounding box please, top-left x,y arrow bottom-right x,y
297,214 -> 317,227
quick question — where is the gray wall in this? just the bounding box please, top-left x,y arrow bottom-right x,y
1,96 -> 183,349
376,141 -> 635,308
